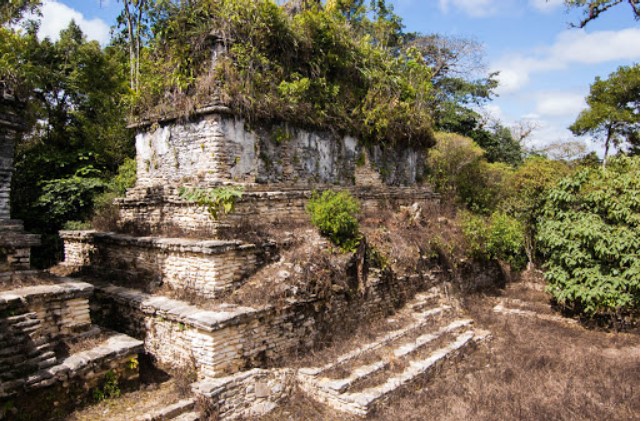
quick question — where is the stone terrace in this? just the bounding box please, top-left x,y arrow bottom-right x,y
54,108 -> 492,420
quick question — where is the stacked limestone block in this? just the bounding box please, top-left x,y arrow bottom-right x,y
116,185 -> 438,238
0,275 -> 144,419
60,231 -> 276,298
58,107 -> 490,420
0,85 -> 145,420
0,90 -> 41,270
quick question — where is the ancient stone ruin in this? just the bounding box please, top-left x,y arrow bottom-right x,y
0,87 -> 40,270
0,87 -> 144,420
2,100 -> 491,420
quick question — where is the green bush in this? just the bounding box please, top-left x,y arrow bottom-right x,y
459,210 -> 526,270
136,0 -> 435,147
538,155 -> 639,321
427,132 -> 512,213
306,190 -> 361,252
179,185 -> 244,220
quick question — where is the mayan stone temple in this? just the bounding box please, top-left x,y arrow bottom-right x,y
1,58 -> 490,421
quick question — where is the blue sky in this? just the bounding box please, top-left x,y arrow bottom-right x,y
29,0 -> 640,156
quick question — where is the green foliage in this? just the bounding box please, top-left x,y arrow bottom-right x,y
426,132 -> 512,213
0,0 -> 41,25
63,220 -> 92,230
108,157 -> 137,195
92,370 -> 121,402
501,157 -> 571,263
179,185 -> 244,220
3,20 -> 133,265
36,166 -> 107,227
306,190 -> 361,252
570,64 -> 640,161
538,155 -> 640,319
459,211 -> 526,270
134,0 -> 435,147
127,356 -> 139,370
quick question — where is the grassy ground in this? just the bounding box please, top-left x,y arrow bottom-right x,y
264,290 -> 640,421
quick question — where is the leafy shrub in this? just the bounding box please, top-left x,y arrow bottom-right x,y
306,190 -> 361,252
91,158 -> 138,231
427,132 -> 512,212
36,166 -> 106,227
92,370 -> 120,402
500,156 -> 570,264
63,220 -> 92,230
538,156 -> 640,321
459,210 -> 526,270
179,185 -> 244,220
136,0 -> 435,147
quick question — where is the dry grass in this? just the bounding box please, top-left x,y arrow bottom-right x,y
0,272 -> 59,291
263,295 -> 640,421
62,330 -> 113,355
372,296 -> 639,420
67,379 -> 178,421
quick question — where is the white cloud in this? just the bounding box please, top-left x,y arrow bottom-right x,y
529,0 -> 565,13
535,91 -> 587,117
438,0 -> 499,18
492,27 -> 640,94
33,1 -> 110,45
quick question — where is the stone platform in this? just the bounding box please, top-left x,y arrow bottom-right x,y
115,185 -> 439,237
60,231 -> 277,298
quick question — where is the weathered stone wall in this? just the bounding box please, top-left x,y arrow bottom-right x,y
91,284 -> 317,379
60,230 -> 97,267
0,93 -> 41,269
115,186 -> 439,237
60,232 -> 276,298
90,267 -> 439,379
1,334 -> 142,419
0,281 -> 93,386
0,95 -> 23,221
134,111 -> 426,188
193,368 -> 295,420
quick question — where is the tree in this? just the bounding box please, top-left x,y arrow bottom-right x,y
569,64 -> 640,167
406,33 -> 526,166
563,0 -> 640,27
501,157 -> 570,267
410,34 -> 499,132
117,0 -> 150,92
538,155 -> 639,324
9,21 -> 131,264
0,0 -> 41,25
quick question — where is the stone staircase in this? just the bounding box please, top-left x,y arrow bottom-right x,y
56,184 -> 492,419
134,398 -> 198,421
296,289 -> 489,417
0,275 -> 144,419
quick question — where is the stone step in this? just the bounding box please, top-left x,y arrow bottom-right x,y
135,398 -> 196,421
299,304 -> 452,378
299,329 -> 489,417
408,288 -> 442,313
493,302 -> 578,326
301,319 -> 472,395
172,411 -> 200,421
0,332 -> 144,399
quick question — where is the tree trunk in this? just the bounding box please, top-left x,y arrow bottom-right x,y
603,125 -> 612,169
123,1 -> 136,91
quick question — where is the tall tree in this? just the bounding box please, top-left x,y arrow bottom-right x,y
0,0 -> 41,25
118,0 -> 150,92
570,64 -> 640,167
563,0 -> 640,27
